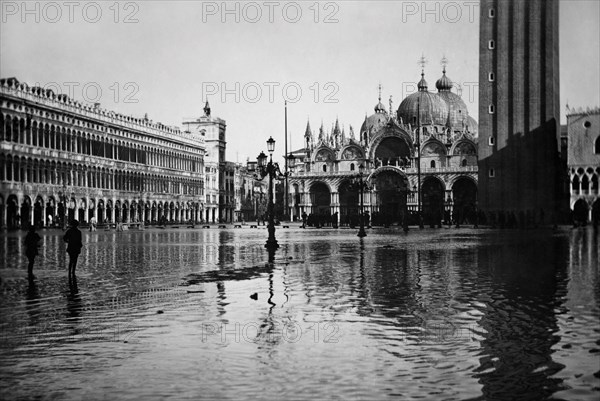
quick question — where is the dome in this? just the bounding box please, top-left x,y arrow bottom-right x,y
437,91 -> 469,128
361,93 -> 389,134
435,69 -> 453,91
466,115 -> 478,135
360,112 -> 388,135
397,72 -> 448,127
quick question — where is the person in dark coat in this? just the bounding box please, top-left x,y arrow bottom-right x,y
63,220 -> 83,278
24,226 -> 41,280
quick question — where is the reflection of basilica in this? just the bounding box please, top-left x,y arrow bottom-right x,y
289,63 -> 479,226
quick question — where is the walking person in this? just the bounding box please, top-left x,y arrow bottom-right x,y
24,226 -> 41,280
63,220 -> 83,278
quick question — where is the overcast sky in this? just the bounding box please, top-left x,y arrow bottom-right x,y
1,0 -> 598,163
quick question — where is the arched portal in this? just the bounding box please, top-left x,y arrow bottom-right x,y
7,195 -> 19,229
106,200 -> 113,223
46,197 -> 56,226
452,177 -> 478,225
422,177 -> 444,227
21,196 -> 32,228
374,137 -> 411,167
98,199 -> 105,223
374,170 -> 408,225
338,180 -> 359,226
34,196 -> 44,227
310,182 -> 331,216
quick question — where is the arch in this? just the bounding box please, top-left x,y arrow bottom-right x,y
373,169 -> 409,225
7,194 -> 19,229
34,195 -> 44,227
339,144 -> 364,160
452,177 -> 478,225
373,136 -> 411,167
573,199 -> 588,225
314,147 -> 335,162
309,182 -> 331,216
21,195 -> 32,228
422,176 -> 445,227
338,179 -> 359,226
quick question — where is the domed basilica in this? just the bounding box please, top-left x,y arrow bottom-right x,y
288,63 -> 479,227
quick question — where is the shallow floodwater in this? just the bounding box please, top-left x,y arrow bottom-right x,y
0,226 -> 598,400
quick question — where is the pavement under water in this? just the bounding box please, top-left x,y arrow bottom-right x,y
0,226 -> 598,400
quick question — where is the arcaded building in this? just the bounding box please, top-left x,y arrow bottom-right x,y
288,66 -> 479,227
0,77 -> 207,229
478,0 -> 561,224
567,107 -> 600,224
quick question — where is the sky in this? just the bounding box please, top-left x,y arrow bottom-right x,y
1,0 -> 599,164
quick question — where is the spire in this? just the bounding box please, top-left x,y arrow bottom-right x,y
334,117 -> 341,135
389,95 -> 393,118
319,120 -> 325,141
374,83 -> 387,113
349,125 -> 355,140
436,56 -> 453,91
203,99 -> 211,117
304,119 -> 312,138
417,54 -> 428,92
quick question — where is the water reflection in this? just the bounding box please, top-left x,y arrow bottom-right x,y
0,228 -> 598,400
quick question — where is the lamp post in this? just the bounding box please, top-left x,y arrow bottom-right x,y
256,137 -> 290,251
357,163 -> 367,238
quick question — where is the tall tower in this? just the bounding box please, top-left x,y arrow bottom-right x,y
478,0 -> 560,222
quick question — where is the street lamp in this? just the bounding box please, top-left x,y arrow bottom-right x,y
256,137 -> 290,251
357,163 -> 367,238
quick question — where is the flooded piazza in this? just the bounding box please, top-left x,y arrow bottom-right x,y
0,226 -> 598,400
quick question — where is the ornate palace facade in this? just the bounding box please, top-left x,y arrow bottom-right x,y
567,107 -> 600,225
0,77 -> 208,229
288,66 -> 479,226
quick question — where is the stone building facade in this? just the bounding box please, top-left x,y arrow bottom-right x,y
0,77 -> 207,229
567,107 -> 600,224
288,67 -> 479,227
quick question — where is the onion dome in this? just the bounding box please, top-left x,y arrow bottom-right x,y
397,71 -> 448,127
435,67 -> 470,129
435,68 -> 453,91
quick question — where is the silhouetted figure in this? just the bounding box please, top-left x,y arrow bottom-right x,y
301,211 -> 307,228
64,220 -> 83,278
24,226 -> 41,280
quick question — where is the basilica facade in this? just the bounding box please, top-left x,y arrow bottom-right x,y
288,66 -> 479,227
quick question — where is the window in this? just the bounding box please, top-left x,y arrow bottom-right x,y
489,8 -> 495,18
489,168 -> 495,178
584,121 -> 592,128
488,72 -> 495,82
595,136 -> 600,154
323,165 -> 327,172
461,159 -> 467,167
489,104 -> 495,114
430,160 -> 436,168
489,137 -> 495,145
350,163 -> 355,171
488,40 -> 495,49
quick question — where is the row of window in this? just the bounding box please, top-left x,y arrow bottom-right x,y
0,156 -> 204,196
1,114 -> 204,172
